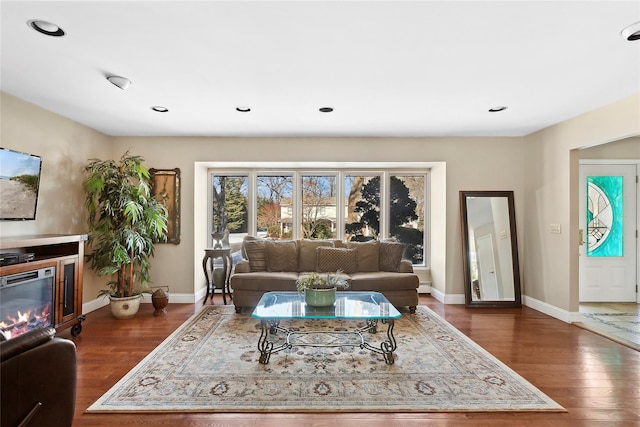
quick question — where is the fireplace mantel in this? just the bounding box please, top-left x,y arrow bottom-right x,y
0,233 -> 87,250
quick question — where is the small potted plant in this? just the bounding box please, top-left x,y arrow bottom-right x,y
296,270 -> 350,306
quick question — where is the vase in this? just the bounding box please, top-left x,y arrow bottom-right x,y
211,231 -> 224,249
109,294 -> 142,320
151,287 -> 169,316
304,287 -> 336,307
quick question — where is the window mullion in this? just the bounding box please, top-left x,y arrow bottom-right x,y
335,171 -> 344,240
248,171 -> 257,236
292,171 -> 300,240
380,172 -> 388,239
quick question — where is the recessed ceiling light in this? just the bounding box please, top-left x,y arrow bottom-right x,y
151,106 -> 169,113
106,76 -> 131,90
620,22 -> 640,41
27,20 -> 65,37
488,106 -> 508,113
319,107 -> 334,113
236,107 -> 251,112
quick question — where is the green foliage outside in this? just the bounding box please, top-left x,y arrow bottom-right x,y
308,220 -> 333,239
345,176 -> 424,264
212,176 -> 248,233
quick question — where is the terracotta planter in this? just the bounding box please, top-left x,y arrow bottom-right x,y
109,294 -> 142,319
304,287 -> 336,307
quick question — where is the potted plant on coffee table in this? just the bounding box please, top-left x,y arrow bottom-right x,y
296,271 -> 350,307
84,152 -> 168,319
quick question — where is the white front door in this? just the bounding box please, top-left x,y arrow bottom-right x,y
579,164 -> 637,302
477,233 -> 500,300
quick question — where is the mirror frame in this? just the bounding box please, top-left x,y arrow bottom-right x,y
460,190 -> 522,308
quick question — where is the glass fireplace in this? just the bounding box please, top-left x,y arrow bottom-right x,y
0,266 -> 55,340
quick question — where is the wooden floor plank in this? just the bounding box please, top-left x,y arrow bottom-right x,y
59,295 -> 640,426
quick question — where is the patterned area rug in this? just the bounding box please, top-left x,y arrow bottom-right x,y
87,305 -> 564,413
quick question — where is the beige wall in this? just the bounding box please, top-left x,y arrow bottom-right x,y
112,136 -> 526,303
0,92 -> 112,303
580,136 -> 640,159
523,93 -> 640,317
2,89 -> 638,321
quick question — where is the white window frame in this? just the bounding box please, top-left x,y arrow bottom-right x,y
208,167 -> 429,267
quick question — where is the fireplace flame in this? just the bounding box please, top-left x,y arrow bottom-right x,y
0,305 -> 52,340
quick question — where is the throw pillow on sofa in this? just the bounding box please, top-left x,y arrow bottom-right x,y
316,247 -> 357,274
346,239 -> 380,272
379,240 -> 405,272
265,240 -> 298,272
243,238 -> 267,272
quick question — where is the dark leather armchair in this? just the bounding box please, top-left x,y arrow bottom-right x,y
1,327 -> 76,427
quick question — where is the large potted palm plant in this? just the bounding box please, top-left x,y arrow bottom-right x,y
84,152 -> 168,319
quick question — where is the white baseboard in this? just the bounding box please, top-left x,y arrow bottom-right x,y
82,290 -> 207,315
82,297 -> 110,314
194,286 -> 208,303
522,295 -> 574,324
418,282 -> 432,294
83,289 -> 578,324
430,287 -> 465,304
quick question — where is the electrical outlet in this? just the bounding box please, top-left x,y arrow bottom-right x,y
550,224 -> 561,234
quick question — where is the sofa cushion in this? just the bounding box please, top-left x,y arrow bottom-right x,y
241,235 -> 262,259
379,240 -> 405,272
347,240 -> 379,272
298,239 -> 334,272
265,240 -> 298,272
316,247 -> 357,274
244,239 -> 267,272
230,271 -> 299,291
349,271 -> 419,291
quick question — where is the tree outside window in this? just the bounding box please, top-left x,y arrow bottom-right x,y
345,175 -> 424,264
212,175 -> 248,245
301,175 -> 337,239
257,175 -> 293,239
390,175 -> 425,264
344,175 -> 380,241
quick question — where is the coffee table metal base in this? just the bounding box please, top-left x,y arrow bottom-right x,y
257,318 -> 397,365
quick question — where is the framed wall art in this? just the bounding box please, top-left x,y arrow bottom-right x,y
150,168 -> 181,244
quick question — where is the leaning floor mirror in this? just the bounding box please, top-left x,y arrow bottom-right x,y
460,191 -> 522,308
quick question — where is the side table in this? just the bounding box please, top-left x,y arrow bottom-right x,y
202,248 -> 233,305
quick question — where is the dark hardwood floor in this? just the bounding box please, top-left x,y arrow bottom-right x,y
60,294 -> 640,426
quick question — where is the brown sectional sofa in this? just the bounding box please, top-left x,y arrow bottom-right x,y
230,237 -> 419,313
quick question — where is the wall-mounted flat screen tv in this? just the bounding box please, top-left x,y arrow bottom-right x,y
0,148 -> 42,220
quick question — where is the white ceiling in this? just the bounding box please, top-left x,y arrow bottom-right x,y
1,1 -> 639,137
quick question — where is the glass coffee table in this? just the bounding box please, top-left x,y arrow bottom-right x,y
251,291 -> 401,365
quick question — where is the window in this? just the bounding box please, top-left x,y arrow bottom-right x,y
211,175 -> 248,246
344,174 -> 380,241
389,175 -> 425,264
209,169 -> 428,266
257,175 -> 293,239
301,175 -> 337,239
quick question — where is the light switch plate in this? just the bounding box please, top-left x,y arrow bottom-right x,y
550,224 -> 561,234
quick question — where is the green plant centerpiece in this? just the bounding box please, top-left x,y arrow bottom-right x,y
296,270 -> 350,307
84,152 -> 168,319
